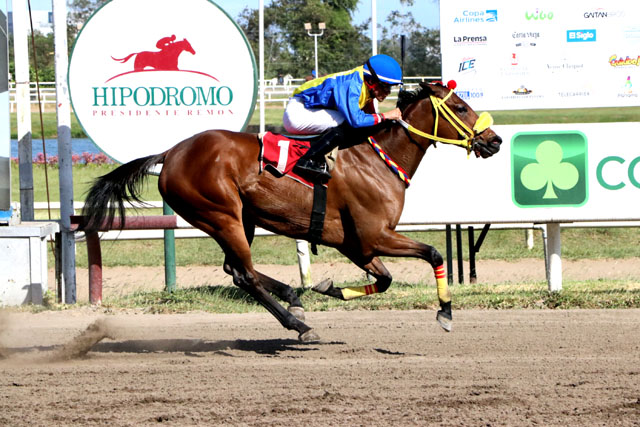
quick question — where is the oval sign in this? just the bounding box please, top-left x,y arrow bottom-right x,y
69,0 -> 257,163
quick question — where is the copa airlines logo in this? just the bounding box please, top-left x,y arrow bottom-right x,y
453,9 -> 498,24
69,0 -> 257,164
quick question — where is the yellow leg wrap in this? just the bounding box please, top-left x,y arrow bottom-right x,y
435,265 -> 451,304
341,284 -> 378,301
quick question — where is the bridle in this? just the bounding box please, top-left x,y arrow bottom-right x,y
366,85 -> 495,187
397,89 -> 494,156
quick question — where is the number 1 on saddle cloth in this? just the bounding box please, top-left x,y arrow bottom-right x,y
260,131 -> 334,188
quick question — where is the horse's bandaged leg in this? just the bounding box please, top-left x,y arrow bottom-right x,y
324,146 -> 339,172
434,264 -> 450,304
341,284 -> 378,300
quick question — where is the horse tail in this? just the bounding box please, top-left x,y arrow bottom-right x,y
111,53 -> 137,63
81,153 -> 166,232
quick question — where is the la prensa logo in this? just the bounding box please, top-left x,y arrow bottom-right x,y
92,33 -> 233,110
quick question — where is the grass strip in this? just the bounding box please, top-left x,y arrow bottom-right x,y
24,279 -> 639,313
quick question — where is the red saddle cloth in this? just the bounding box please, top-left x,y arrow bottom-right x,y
260,131 -> 315,188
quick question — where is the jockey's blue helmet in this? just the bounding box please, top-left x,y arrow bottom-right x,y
363,54 -> 402,85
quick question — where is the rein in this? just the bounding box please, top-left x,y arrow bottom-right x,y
397,90 -> 494,156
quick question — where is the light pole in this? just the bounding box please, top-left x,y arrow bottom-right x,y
304,22 -> 325,78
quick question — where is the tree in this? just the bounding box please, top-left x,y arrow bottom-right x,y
378,2 -> 441,77
67,0 -> 109,48
60,0 -> 441,81
9,31 -> 56,82
238,0 -> 370,79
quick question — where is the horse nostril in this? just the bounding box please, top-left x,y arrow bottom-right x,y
491,136 -> 502,146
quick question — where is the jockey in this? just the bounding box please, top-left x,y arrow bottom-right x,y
156,35 -> 176,50
283,54 -> 404,180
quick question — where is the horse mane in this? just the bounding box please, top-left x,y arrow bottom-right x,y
396,82 -> 440,112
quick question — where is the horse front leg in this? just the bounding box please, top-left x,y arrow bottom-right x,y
373,231 -> 452,331
345,230 -> 452,332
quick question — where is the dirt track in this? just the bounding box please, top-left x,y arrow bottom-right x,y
1,308 -> 639,425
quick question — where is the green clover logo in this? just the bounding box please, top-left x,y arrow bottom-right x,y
511,131 -> 588,207
521,140 -> 579,199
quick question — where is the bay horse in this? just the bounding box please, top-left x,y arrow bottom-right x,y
81,82 -> 501,342
112,38 -> 195,71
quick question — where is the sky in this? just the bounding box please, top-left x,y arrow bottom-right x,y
23,0 -> 440,29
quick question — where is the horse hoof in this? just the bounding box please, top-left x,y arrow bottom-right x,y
312,279 -> 333,294
436,310 -> 452,332
299,329 -> 320,343
288,306 -> 306,322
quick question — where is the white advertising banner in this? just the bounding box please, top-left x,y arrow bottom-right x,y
69,0 -> 257,164
401,123 -> 640,224
440,1 -> 640,110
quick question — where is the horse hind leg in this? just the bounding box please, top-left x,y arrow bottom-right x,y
224,258 -> 306,322
227,259 -> 319,342
257,272 -> 306,322
237,213 -> 305,321
312,256 -> 392,301
217,228 -> 318,342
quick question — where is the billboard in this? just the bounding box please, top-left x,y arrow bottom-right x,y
401,123 -> 640,224
440,1 -> 640,110
69,0 -> 257,164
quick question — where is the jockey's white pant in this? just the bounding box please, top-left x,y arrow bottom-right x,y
282,97 -> 345,135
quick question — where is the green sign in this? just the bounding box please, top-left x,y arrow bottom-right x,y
511,131 -> 588,207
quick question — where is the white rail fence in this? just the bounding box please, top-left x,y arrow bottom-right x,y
33,200 -> 640,290
10,76 -> 442,110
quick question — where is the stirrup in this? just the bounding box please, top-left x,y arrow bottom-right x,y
293,159 -> 331,180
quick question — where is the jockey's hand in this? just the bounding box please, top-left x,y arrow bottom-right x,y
383,108 -> 402,122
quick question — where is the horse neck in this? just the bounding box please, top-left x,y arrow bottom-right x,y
372,98 -> 435,178
167,42 -> 185,54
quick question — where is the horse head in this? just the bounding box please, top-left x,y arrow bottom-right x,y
398,82 -> 502,159
180,38 -> 196,55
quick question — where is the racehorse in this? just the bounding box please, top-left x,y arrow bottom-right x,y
111,38 -> 196,71
80,82 -> 502,342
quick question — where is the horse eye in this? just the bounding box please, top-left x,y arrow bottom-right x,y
456,105 -> 468,114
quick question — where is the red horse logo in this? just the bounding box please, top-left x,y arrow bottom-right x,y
107,35 -> 218,83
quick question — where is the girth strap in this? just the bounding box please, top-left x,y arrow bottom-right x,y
308,182 -> 327,255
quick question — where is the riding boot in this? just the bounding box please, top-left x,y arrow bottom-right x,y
293,127 -> 345,180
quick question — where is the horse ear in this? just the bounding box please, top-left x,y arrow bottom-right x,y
419,81 -> 436,95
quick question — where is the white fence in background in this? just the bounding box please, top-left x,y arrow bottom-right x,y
9,82 -> 57,111
10,77 -> 442,110
34,200 -> 640,241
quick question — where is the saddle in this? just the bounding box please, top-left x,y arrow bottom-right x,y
259,131 -> 333,254
259,131 -> 338,187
